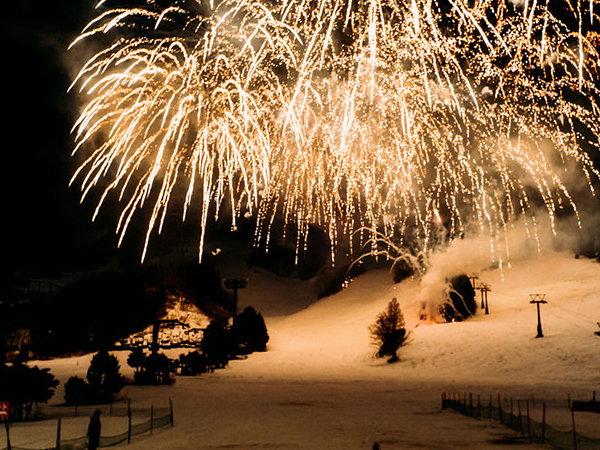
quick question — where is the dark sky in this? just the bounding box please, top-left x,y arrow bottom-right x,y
5,0 -> 599,277
4,0 -> 124,275
3,0 -> 257,277
1,0 -> 263,284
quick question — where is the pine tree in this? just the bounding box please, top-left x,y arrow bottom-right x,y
127,348 -> 147,376
234,306 -> 269,353
200,320 -> 233,370
87,351 -> 125,403
369,298 -> 408,363
0,363 -> 58,420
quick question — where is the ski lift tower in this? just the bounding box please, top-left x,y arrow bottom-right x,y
224,277 -> 248,323
468,274 -> 479,290
478,283 -> 491,314
529,294 -> 547,338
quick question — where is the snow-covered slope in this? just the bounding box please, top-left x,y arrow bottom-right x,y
231,249 -> 600,392
23,242 -> 600,449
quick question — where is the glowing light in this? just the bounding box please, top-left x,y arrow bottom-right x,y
70,0 -> 600,263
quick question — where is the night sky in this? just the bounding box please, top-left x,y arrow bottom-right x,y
4,0 -> 264,279
4,0 -> 128,275
5,1 -> 600,277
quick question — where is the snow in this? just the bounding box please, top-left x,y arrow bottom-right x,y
7,235 -> 600,449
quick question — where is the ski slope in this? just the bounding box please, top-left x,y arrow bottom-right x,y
15,238 -> 600,449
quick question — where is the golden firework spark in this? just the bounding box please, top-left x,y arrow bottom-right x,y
70,0 -> 600,264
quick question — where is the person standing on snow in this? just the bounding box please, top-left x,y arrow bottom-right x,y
87,409 -> 102,450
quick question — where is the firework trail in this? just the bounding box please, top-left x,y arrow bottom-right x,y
70,0 -> 600,264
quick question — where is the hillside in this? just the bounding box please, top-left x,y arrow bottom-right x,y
19,237 -> 600,449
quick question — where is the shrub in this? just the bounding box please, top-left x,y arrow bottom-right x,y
369,298 -> 408,363
391,257 -> 416,283
127,350 -> 175,385
145,353 -> 176,385
234,307 -> 269,353
439,274 -> 477,322
178,351 -> 207,376
64,376 -> 88,405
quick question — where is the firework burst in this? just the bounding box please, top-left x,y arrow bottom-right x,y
70,0 -> 600,264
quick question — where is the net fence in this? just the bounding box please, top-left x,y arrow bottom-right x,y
37,405 -> 170,420
442,393 -> 600,450
1,403 -> 173,450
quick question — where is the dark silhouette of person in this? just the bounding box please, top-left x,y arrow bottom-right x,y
87,409 -> 101,450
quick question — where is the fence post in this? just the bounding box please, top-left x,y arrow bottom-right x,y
571,409 -> 578,450
526,400 -> 531,437
541,403 -> 546,444
478,394 -> 481,418
169,398 -> 174,427
56,418 -> 61,450
498,394 -> 503,424
469,393 -> 473,417
510,398 -> 514,429
5,421 -> 11,450
150,405 -> 154,435
489,394 -> 493,421
517,400 -> 522,433
127,402 -> 132,444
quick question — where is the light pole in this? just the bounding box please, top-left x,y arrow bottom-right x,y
529,294 -> 547,338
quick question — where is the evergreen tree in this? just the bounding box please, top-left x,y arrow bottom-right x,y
64,376 -> 88,405
200,320 -> 233,370
127,348 -> 146,376
234,306 -> 269,353
369,298 -> 408,363
178,351 -> 207,376
0,363 -> 58,420
86,351 -> 125,403
145,352 -> 175,385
